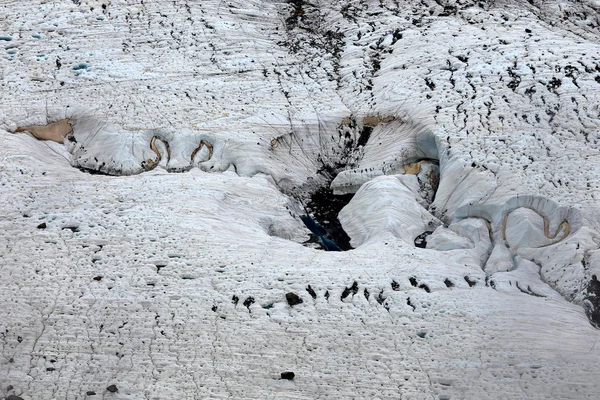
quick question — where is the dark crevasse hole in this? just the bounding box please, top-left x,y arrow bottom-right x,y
292,116 -> 387,251
414,231 -> 433,248
303,185 -> 354,251
357,126 -> 373,147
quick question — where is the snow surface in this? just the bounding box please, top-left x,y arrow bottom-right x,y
1,0 -> 600,398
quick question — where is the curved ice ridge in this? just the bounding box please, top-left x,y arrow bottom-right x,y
454,195 -> 581,247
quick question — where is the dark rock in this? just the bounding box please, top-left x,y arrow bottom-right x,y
92,276 -> 102,281
286,292 -> 303,306
86,391 -> 96,396
409,277 -> 418,287
340,286 -> 351,300
37,222 -> 47,229
306,285 -> 317,299
464,276 -> 477,287
106,384 -> 118,393
391,280 -> 400,290
6,395 -> 24,400
243,296 -> 255,309
407,297 -> 415,311
444,278 -> 454,288
280,371 -> 295,380
341,281 -> 359,300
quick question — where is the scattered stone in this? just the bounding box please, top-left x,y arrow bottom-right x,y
286,292 -> 303,306
444,278 -> 454,288
106,384 -> 118,393
243,296 -> 255,309
93,276 -> 102,281
281,371 -> 295,380
407,297 -> 416,311
37,222 -> 46,229
391,280 -> 400,290
306,285 -> 317,299
340,286 -> 351,300
6,395 -> 24,400
464,276 -> 477,287
86,391 -> 96,396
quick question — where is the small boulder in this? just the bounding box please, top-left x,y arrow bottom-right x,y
106,384 -> 118,393
281,371 -> 295,380
285,292 -> 303,306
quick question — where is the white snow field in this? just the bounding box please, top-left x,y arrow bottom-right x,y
1,0 -> 600,399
